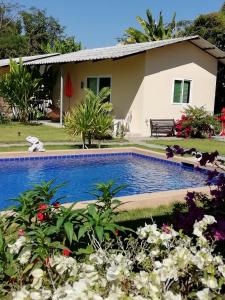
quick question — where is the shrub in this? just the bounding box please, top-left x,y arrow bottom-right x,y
65,88 -> 113,148
4,215 -> 225,299
166,145 -> 225,246
0,59 -> 42,123
175,105 -> 219,138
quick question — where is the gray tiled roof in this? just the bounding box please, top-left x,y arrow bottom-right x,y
0,53 -> 59,67
23,36 -> 225,66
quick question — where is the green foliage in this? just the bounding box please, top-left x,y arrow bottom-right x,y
0,179 -> 127,294
42,37 -> 81,54
182,105 -> 219,138
177,6 -> 225,113
120,9 -> 176,44
0,2 -> 81,58
65,87 -> 113,148
0,59 -> 41,123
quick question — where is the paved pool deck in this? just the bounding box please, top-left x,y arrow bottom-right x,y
0,147 -> 211,211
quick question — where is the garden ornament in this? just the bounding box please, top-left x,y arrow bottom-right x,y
26,136 -> 45,152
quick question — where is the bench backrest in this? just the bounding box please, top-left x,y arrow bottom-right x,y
150,119 -> 175,127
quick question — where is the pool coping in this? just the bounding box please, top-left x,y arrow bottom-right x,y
0,147 -> 212,211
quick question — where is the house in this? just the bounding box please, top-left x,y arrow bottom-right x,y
5,36 -> 225,136
0,53 -> 59,114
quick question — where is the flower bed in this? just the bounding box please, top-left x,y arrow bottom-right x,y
0,178 -> 225,299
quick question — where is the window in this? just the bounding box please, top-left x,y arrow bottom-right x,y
87,76 -> 111,101
173,79 -> 191,104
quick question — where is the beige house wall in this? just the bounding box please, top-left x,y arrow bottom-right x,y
54,41 -> 218,136
57,54 -> 145,133
142,42 -> 217,135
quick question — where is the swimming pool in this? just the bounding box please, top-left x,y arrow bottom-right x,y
0,152 -> 208,209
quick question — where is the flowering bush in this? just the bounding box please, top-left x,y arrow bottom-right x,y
0,180 -> 127,298
166,145 -> 225,246
4,215 -> 225,299
175,114 -> 192,138
175,106 -> 219,138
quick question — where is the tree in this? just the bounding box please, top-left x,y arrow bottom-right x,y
0,2 -> 81,58
120,9 -> 176,44
0,1 -> 29,58
178,7 -> 225,113
42,37 -> 81,54
0,59 -> 41,123
65,88 -> 113,149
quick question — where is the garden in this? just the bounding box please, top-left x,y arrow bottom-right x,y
1,160 -> 225,299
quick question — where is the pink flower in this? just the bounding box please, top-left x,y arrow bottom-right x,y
162,224 -> 171,234
18,229 -> 25,236
214,231 -> 225,241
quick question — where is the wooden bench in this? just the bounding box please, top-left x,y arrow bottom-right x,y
150,119 -> 175,137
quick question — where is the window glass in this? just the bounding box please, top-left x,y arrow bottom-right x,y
99,77 -> 111,90
87,77 -> 98,94
173,80 -> 182,103
182,80 -> 190,103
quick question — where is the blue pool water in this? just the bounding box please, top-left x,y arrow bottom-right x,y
0,153 -> 208,209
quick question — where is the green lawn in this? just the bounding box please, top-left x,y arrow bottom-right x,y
146,138 -> 225,155
0,122 -> 72,143
115,204 -> 174,230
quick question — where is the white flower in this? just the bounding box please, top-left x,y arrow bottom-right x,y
31,269 -> 44,290
196,288 -> 211,300
8,236 -> 26,254
12,287 -> 30,300
202,276 -> 218,289
163,291 -> 182,300
18,250 -> 31,265
218,265 -> 225,277
30,292 -> 42,300
136,252 -> 147,263
51,255 -> 77,275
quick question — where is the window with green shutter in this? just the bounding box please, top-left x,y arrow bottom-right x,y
173,79 -> 191,104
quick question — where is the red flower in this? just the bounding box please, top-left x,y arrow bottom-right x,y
63,249 -> 72,256
38,203 -> 48,211
53,202 -> 60,209
115,229 -> 119,236
18,228 -> 25,236
37,212 -> 45,221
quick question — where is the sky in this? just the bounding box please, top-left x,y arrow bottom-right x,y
16,0 -> 224,49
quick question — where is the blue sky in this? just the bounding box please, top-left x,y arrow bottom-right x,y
17,0 -> 224,48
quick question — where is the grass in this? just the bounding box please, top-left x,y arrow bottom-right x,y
0,122 -> 72,143
146,138 -> 225,155
115,204 -> 174,230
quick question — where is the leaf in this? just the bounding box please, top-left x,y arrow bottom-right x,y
64,222 -> 74,244
23,263 -> 34,274
78,225 -> 89,240
88,204 -> 99,221
76,245 -> 94,255
95,226 -> 104,241
44,226 -> 58,236
56,217 -> 65,229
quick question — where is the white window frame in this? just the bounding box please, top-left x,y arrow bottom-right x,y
86,75 -> 112,102
172,78 -> 192,105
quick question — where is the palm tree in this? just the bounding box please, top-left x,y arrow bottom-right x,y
120,10 -> 176,44
65,88 -> 113,149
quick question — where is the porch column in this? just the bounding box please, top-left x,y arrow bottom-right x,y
60,65 -> 64,126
